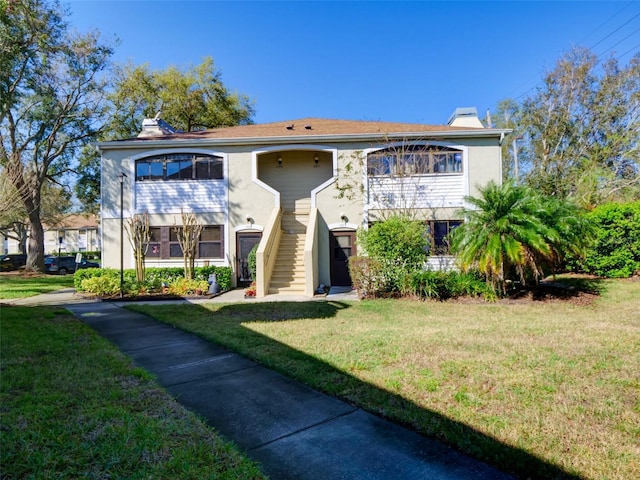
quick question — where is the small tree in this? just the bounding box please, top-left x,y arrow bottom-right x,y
174,211 -> 202,280
450,181 -> 591,295
125,212 -> 151,282
356,215 -> 429,294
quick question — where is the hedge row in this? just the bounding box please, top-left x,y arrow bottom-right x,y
74,266 -> 233,296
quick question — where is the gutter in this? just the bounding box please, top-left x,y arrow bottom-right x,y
94,128 -> 513,151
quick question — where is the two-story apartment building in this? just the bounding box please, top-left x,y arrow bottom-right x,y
97,108 -> 508,297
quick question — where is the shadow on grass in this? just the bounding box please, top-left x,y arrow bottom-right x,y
508,276 -> 607,302
136,300 -> 582,480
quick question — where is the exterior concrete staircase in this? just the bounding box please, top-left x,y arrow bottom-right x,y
269,208 -> 309,295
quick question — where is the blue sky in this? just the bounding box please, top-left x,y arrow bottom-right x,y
68,1 -> 640,126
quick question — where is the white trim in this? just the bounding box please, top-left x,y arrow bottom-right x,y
361,142 -> 469,220
251,145 -> 338,209
327,223 -> 358,231
127,148 -> 230,216
234,224 -> 264,233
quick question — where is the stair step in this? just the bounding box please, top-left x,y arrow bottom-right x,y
268,287 -> 306,295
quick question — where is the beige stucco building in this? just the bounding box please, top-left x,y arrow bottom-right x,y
97,109 -> 508,297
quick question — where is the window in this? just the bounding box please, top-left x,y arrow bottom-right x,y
169,228 -> 183,257
135,153 -> 223,181
142,225 -> 224,259
199,226 -> 222,258
426,220 -> 462,255
367,146 -> 462,176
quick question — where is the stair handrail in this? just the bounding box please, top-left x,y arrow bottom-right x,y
303,207 -> 319,297
256,207 -> 282,297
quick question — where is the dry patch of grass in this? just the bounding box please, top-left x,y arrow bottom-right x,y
131,279 -> 640,480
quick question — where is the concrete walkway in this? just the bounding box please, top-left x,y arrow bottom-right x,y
6,290 -> 515,480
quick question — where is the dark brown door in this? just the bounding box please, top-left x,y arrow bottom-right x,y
236,232 -> 262,286
330,231 -> 356,286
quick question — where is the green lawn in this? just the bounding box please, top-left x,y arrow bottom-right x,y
0,273 -> 75,299
0,306 -> 265,480
130,279 -> 640,480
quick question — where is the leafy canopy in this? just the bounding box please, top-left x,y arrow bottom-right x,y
75,57 -> 255,212
495,46 -> 640,207
1,0 -> 113,270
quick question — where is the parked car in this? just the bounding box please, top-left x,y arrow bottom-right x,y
44,256 -> 100,275
0,254 -> 27,271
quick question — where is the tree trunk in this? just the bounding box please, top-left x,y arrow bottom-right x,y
26,211 -> 45,272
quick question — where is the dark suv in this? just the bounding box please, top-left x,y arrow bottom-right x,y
44,256 -> 100,275
0,254 -> 27,271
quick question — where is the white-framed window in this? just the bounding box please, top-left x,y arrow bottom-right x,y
136,153 -> 223,181
368,146 -> 463,176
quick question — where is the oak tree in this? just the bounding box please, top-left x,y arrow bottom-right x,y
1,0 -> 112,270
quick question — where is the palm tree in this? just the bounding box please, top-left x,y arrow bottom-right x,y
450,181 -> 555,295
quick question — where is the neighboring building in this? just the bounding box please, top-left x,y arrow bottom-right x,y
2,214 -> 100,256
97,108 -> 509,297
44,214 -> 100,255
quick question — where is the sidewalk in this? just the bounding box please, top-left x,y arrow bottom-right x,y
6,286 -> 358,307
8,291 -> 515,480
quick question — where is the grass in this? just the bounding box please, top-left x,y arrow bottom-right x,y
0,306 -> 265,480
129,279 -> 640,480
0,272 -> 75,299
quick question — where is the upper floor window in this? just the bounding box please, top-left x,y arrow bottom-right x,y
136,153 -> 223,181
367,146 -> 463,176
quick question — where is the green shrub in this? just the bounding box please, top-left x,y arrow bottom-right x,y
74,267 -> 107,290
581,201 -> 640,278
194,266 -> 233,291
74,265 -> 233,295
358,216 -> 428,267
168,278 -> 209,295
405,270 -> 494,301
80,275 -> 120,296
248,244 -> 258,281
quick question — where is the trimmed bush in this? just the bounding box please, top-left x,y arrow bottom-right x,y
168,278 -> 209,295
80,275 -> 120,296
74,266 -> 233,294
358,216 -> 428,267
580,201 -> 640,278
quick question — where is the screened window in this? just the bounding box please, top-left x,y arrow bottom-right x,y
169,228 -> 183,257
142,225 -> 224,259
368,146 -> 462,175
426,220 -> 462,255
148,227 -> 161,258
135,153 -> 223,181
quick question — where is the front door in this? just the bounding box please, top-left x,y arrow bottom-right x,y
329,231 -> 356,286
236,232 -> 262,286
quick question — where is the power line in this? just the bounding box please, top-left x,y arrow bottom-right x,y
604,25 -> 640,54
618,41 -> 640,60
511,7 -> 640,101
577,0 -> 634,45
590,11 -> 640,50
